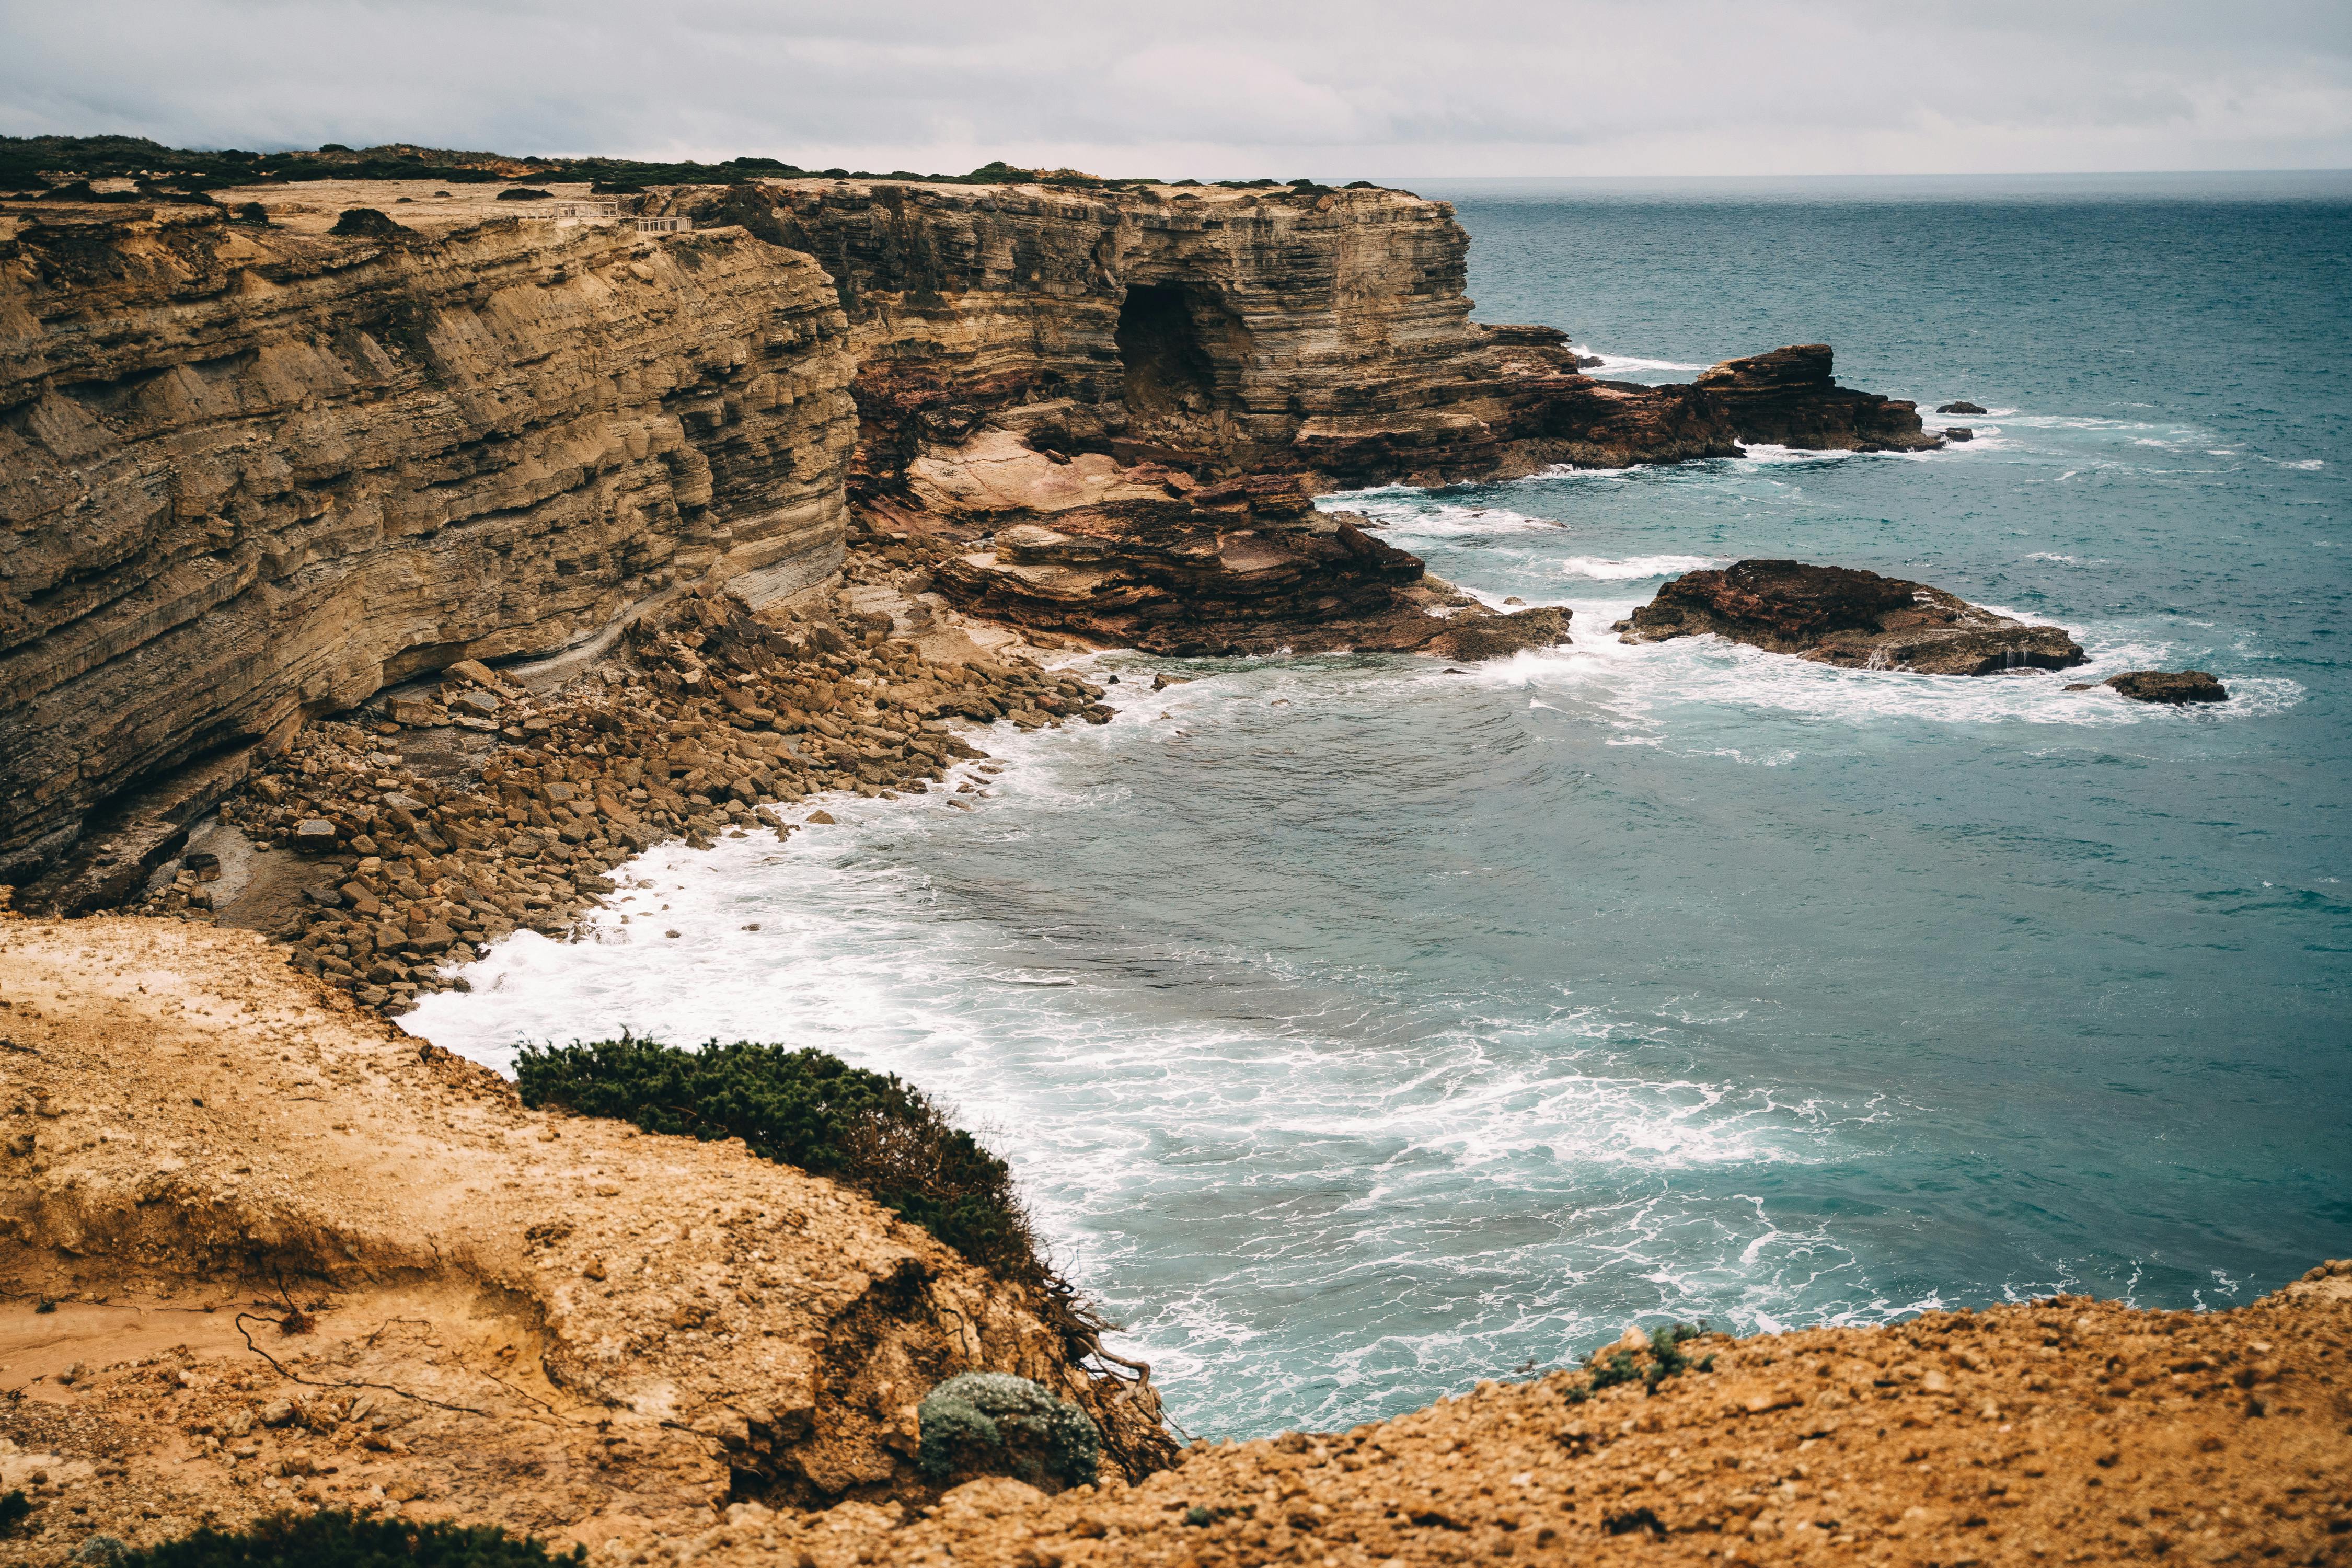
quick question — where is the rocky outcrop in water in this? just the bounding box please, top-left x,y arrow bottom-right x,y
1692,344 -> 1942,453
0,191 -> 856,887
1616,560 -> 2084,674
2104,669 -> 2228,703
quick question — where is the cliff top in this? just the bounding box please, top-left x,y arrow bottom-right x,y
3,918 -> 2347,1565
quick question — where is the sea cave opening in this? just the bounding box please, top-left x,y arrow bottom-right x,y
1114,283 -> 1219,421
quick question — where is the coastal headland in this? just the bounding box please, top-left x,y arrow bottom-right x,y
3,149 -> 2326,1566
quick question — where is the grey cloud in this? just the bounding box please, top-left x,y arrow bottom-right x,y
2,0 -> 2347,175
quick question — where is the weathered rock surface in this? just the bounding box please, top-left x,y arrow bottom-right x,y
2105,668 -> 2229,704
1617,560 -> 2084,674
1,174 -> 1945,889
1693,344 -> 1942,453
0,190 -> 857,885
702,180 -> 1930,489
926,495 -> 1570,658
0,917 -> 1173,1560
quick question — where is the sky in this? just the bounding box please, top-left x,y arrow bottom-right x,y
3,0 -> 2349,179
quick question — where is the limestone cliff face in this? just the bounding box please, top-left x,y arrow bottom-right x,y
692,180 -> 1743,492
0,201 -> 856,882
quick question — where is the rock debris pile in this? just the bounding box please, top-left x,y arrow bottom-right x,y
125,580 -> 1108,1013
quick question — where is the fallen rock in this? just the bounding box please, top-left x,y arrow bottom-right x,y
1944,425 -> 1975,441
2106,669 -> 2229,704
1937,400 -> 1988,414
1616,560 -> 2084,675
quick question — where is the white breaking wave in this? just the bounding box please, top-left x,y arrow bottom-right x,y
1558,554 -> 1719,580
1338,498 -> 1565,535
1585,351 -> 1707,373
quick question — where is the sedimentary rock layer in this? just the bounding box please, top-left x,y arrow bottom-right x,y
1694,344 -> 1941,453
1618,560 -> 2084,674
691,180 -> 1790,489
0,194 -> 857,883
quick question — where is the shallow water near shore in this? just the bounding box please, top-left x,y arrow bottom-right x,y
413,174 -> 2352,1439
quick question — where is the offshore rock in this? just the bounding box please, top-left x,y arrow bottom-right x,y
1693,344 -> 1942,452
1616,559 -> 2084,674
2106,668 -> 2229,703
0,192 -> 856,884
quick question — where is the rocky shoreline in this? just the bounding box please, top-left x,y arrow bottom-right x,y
109,566 -> 1116,1014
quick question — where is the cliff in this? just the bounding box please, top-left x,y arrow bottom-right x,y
0,188 -> 857,889
687,178 -> 1756,491
2,175 -> 1939,894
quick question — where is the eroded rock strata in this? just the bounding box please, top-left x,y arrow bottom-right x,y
3,174 -> 1943,891
1693,344 -> 1941,453
1617,560 -> 2086,675
0,191 -> 857,886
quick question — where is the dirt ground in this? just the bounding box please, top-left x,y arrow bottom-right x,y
2,918 -> 2347,1567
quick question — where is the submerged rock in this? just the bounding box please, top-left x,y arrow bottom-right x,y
2105,668 -> 2229,703
1615,559 -> 2084,675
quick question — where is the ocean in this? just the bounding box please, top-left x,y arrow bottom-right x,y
410,172 -> 2352,1440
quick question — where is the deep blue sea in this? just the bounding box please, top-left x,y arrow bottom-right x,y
414,173 -> 2352,1441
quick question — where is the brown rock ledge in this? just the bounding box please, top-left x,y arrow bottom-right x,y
0,918 -> 1173,1564
1617,560 -> 2085,675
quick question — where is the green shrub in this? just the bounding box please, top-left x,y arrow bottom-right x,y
514,1036 -> 1089,1346
119,1512 -> 582,1565
916,1371 -> 1099,1490
0,1489 -> 29,1534
328,208 -> 406,238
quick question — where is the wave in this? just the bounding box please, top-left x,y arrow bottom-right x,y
1558,554 -> 1718,580
1336,498 -> 1565,535
1585,351 -> 1707,373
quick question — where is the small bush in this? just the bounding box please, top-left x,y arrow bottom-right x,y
0,1489 -> 29,1534
514,1036 -> 1088,1345
120,1511 -> 582,1565
497,187 -> 554,201
328,208 -> 405,238
916,1371 -> 1099,1490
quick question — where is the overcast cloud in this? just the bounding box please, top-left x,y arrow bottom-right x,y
3,0 -> 2348,177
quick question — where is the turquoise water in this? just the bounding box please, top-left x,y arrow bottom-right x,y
414,174 -> 2352,1440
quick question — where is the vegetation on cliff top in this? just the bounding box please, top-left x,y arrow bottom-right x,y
2,135 -> 1388,196
514,1036 -> 1098,1348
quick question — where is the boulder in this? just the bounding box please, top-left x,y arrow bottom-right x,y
1944,426 -> 1974,442
2104,670 -> 2228,704
1937,400 -> 1988,415
1616,560 -> 2084,675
